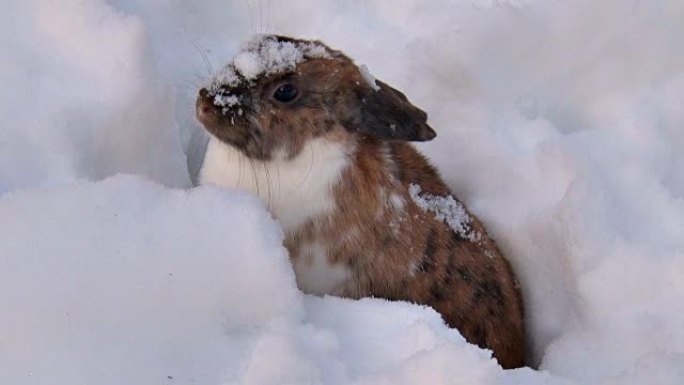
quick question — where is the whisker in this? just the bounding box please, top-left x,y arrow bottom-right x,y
190,40 -> 215,77
248,157 -> 260,198
296,140 -> 315,189
299,102 -> 328,111
113,16 -> 219,82
237,150 -> 244,188
259,0 -> 264,34
245,0 -> 256,35
263,162 -> 273,210
306,90 -> 340,97
276,159 -> 282,201
266,0 -> 272,34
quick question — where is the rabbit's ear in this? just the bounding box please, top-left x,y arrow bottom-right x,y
341,80 -> 436,142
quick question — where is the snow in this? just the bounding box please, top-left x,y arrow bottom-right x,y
213,93 -> 240,108
359,64 -> 380,91
2,0 -> 684,384
408,183 -> 477,241
233,35 -> 331,81
0,0 -> 189,192
0,176 -> 507,384
0,175 -> 299,384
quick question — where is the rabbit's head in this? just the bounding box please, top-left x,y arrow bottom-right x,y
196,35 -> 435,160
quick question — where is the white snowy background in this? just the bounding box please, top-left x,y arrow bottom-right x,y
1,0 -> 683,384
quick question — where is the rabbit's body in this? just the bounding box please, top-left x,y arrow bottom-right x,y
197,35 -> 525,368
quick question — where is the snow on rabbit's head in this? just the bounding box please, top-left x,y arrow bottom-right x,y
196,35 -> 435,159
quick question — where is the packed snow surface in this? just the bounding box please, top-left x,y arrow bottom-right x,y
2,0 -> 684,384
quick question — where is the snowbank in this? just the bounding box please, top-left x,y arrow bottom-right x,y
1,0 -> 683,384
0,175 -> 524,384
0,176 -> 297,384
0,0 -> 189,192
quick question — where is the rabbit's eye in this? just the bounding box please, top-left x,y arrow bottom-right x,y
273,83 -> 299,103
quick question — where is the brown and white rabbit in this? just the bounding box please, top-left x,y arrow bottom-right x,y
196,35 -> 525,369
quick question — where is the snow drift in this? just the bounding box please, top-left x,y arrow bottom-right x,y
1,0 -> 683,384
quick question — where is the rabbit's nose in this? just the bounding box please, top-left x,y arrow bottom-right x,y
199,103 -> 213,115
196,90 -> 218,123
197,89 -> 215,112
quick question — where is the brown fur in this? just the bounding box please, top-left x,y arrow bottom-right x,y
285,134 -> 525,369
197,35 -> 525,369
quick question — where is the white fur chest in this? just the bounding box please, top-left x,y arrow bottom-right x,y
198,136 -> 350,232
291,242 -> 350,295
199,137 -> 352,295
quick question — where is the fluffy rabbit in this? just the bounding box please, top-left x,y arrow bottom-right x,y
196,35 -> 525,368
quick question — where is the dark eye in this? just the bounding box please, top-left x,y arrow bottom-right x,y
273,83 -> 299,103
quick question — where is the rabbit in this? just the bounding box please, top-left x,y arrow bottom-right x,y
196,35 -> 525,369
